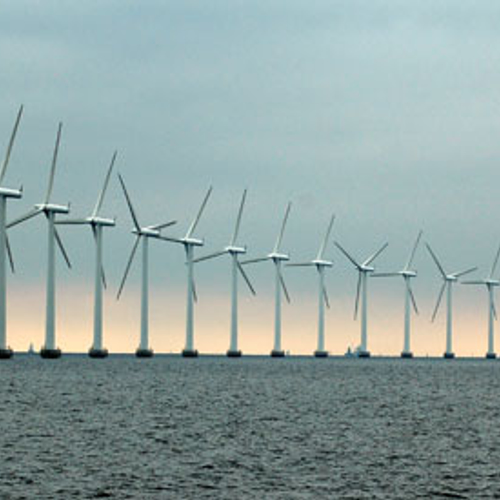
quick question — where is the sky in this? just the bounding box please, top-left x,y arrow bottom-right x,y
1,1 -> 500,355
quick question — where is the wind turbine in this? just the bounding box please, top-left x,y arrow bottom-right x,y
287,214 -> 335,358
115,173 -> 177,358
334,240 -> 389,358
372,231 -> 422,358
461,243 -> 500,359
56,152 -> 118,358
242,202 -> 292,357
193,189 -> 255,357
0,105 -> 23,360
426,243 -> 477,359
151,187 -> 212,357
7,122 -> 71,359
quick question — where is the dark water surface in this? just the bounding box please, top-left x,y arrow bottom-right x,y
1,356 -> 500,499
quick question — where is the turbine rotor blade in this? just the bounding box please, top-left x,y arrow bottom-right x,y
157,235 -> 184,244
323,285 -> 330,309
286,262 -> 314,267
101,266 -> 107,290
273,202 -> 291,253
230,189 -> 247,246
6,207 -> 42,228
55,218 -> 88,225
116,236 -> 140,300
354,272 -> 362,320
317,213 -> 335,260
149,220 -> 177,231
431,282 -> 446,322
405,230 -> 423,270
492,299 -> 497,321
490,242 -> 500,279
425,243 -> 447,279
192,250 -> 227,264
54,227 -> 71,269
371,272 -> 399,278
117,173 -> 141,232
192,278 -> 198,303
0,104 -> 23,184
45,122 -> 63,204
279,269 -> 291,303
334,241 -> 361,269
452,267 -> 478,279
241,256 -> 269,265
92,150 -> 117,218
461,280 -> 485,285
362,242 -> 389,267
237,260 -> 256,295
185,186 -> 212,239
408,283 -> 419,315
5,235 -> 15,273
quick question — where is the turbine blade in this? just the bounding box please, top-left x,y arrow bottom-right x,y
334,241 -> 361,269
279,269 -> 291,303
408,283 -> 419,315
230,189 -> 247,246
286,262 -> 314,267
461,280 -> 485,285
7,207 -> 42,228
192,250 -> 227,264
237,260 -> 256,295
45,122 -> 63,204
192,277 -> 198,303
492,299 -> 497,321
323,285 -> 330,309
425,243 -> 447,279
92,151 -> 117,218
157,235 -> 185,244
117,173 -> 141,232
354,272 -> 361,320
371,272 -> 399,278
362,242 -> 389,267
431,282 -> 446,322
490,242 -> 500,279
404,230 -> 423,270
273,202 -> 291,253
55,218 -> 89,225
116,236 -> 140,300
241,256 -> 269,265
5,235 -> 15,273
54,227 -> 71,269
185,186 -> 212,239
101,266 -> 107,290
0,104 -> 23,184
317,213 -> 335,260
453,267 -> 478,279
148,220 -> 177,231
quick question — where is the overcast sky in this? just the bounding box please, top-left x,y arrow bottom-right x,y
1,1 -> 500,355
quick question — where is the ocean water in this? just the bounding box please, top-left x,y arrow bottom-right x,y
1,356 -> 500,499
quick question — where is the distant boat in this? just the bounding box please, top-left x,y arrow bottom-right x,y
344,347 -> 354,357
27,343 -> 36,355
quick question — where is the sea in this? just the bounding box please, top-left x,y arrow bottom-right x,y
1,355 -> 500,499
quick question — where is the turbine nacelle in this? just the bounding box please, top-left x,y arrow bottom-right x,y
182,237 -> 204,247
35,203 -> 70,215
269,252 -> 290,262
134,227 -> 161,238
445,275 -> 458,282
0,187 -> 22,199
313,258 -> 333,268
88,216 -> 115,227
485,279 -> 500,287
360,265 -> 375,273
400,270 -> 417,278
225,245 -> 246,255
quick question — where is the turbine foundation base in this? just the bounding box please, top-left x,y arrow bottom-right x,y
486,352 -> 497,359
401,352 -> 413,359
182,349 -> 199,358
88,348 -> 109,359
226,350 -> 242,358
270,350 -> 285,358
40,348 -> 61,359
0,348 -> 13,359
357,351 -> 371,358
314,350 -> 328,358
136,348 -> 154,358
443,352 -> 455,359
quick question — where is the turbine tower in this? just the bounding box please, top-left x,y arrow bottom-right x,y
116,173 -> 177,358
426,243 -> 477,359
287,214 -> 335,358
461,243 -> 500,359
193,189 -> 256,357
335,240 -> 389,358
56,152 -> 118,358
242,202 -> 292,358
7,123 -> 72,359
372,231 -> 422,358
0,105 -> 23,360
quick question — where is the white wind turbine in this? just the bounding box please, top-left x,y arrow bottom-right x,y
371,231 -> 422,358
426,243 -> 477,359
116,173 -> 177,358
153,187 -> 212,357
193,189 -> 255,357
461,243 -> 500,359
56,152 -> 118,358
334,240 -> 389,358
287,214 -> 335,358
242,202 -> 292,357
0,105 -> 23,360
7,123 -> 72,359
